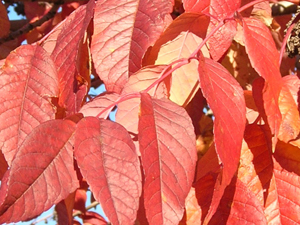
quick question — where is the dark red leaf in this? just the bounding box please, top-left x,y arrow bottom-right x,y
55,192 -> 75,225
82,211 -> 107,225
243,17 -> 282,142
74,117 -> 141,225
0,120 -> 78,223
0,45 -> 58,165
50,0 -> 95,116
91,0 -> 173,93
138,93 -> 197,224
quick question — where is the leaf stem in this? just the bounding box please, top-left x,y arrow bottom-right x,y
96,93 -> 141,119
237,0 -> 277,13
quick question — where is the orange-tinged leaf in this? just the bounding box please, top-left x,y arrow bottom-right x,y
198,56 -> 246,185
91,0 -> 173,93
0,120 -> 78,223
207,0 -> 240,60
183,0 -> 210,13
0,45 -> 59,165
209,177 -> 267,224
74,117 -> 141,225
116,65 -> 168,137
50,1 -> 95,116
278,75 -> 300,142
146,13 -> 210,106
138,93 -> 197,225
179,187 -> 202,225
0,2 -> 9,38
243,17 -> 282,142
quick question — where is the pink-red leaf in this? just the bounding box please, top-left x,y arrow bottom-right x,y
50,1 -> 95,116
138,93 -> 197,225
91,0 -> 173,93
74,117 -> 141,225
0,120 -> 78,223
207,0 -> 240,60
116,65 -> 168,137
79,92 -> 119,118
0,45 -> 58,165
243,17 -> 282,141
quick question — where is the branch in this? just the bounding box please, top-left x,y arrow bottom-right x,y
0,3 -> 60,45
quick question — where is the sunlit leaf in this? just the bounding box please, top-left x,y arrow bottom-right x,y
91,0 -> 173,93
74,117 -> 141,225
0,120 -> 78,223
138,93 -> 197,224
0,45 -> 58,165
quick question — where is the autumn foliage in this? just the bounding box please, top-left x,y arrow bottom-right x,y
0,0 -> 300,224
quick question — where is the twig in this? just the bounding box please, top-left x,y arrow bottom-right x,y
0,3 -> 60,45
72,201 -> 99,217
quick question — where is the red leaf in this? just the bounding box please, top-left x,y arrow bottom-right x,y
55,192 -> 76,225
50,1 -> 95,116
207,0 -> 240,60
198,57 -> 246,185
116,65 -> 168,138
79,93 -> 119,118
82,211 -> 107,225
91,0 -> 173,93
209,177 -> 267,224
0,2 -> 9,38
198,57 -> 246,222
0,152 -> 7,180
0,45 -> 58,165
243,17 -> 282,142
0,120 -> 78,223
74,117 -> 141,225
145,13 -> 210,106
273,142 -> 300,223
183,0 -> 210,13
138,93 -> 197,225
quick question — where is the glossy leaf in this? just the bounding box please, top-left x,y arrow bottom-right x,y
243,17 -> 282,142
91,0 -> 173,93
138,93 -> 197,225
74,117 -> 141,225
0,120 -> 78,223
183,0 -> 210,13
0,45 -> 58,165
